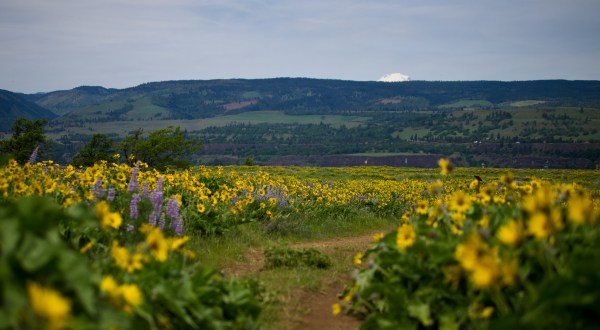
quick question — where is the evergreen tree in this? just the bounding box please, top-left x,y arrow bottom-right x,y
72,134 -> 115,167
0,118 -> 49,164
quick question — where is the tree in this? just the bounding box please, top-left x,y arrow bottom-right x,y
118,126 -> 201,170
0,118 -> 49,164
72,134 -> 115,167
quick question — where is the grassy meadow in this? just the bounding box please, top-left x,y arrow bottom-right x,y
1,159 -> 599,329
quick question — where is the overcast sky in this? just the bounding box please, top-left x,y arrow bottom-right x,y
1,0 -> 599,93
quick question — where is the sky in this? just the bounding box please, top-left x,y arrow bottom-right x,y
1,0 -> 599,93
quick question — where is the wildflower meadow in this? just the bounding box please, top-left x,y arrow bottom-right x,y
1,156 -> 599,329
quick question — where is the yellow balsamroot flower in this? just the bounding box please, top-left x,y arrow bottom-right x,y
119,284 -> 143,314
522,185 -> 555,214
451,212 -> 466,226
100,276 -> 143,315
354,252 -> 363,266
468,302 -> 494,319
372,232 -> 384,242
500,172 -> 514,186
527,211 -> 557,240
415,200 -> 428,215
140,224 -> 169,262
331,303 -> 342,316
396,224 -> 417,251
196,203 -> 206,213
567,195 -> 594,224
96,201 -> 122,230
496,219 -> 524,247
110,241 -> 146,273
79,240 -> 94,254
27,282 -> 72,330
169,236 -> 190,251
438,158 -> 453,175
448,190 -> 471,214
471,253 -> 500,289
455,233 -> 486,272
100,276 -> 119,296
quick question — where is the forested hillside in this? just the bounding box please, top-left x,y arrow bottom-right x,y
2,78 -> 600,168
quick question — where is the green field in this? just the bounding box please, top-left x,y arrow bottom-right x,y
46,111 -> 370,139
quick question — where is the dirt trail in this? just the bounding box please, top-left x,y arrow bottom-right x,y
224,232 -> 383,330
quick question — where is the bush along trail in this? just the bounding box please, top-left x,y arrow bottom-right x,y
0,157 -> 599,329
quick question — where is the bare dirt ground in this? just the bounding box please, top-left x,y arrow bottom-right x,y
224,232 -> 382,330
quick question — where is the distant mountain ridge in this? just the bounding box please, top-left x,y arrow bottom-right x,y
2,78 -> 600,131
0,89 -> 57,131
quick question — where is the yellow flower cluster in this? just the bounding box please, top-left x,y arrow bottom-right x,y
100,276 -> 143,314
27,282 -> 71,330
454,234 -> 517,289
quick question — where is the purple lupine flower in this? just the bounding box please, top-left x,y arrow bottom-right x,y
152,191 -> 163,213
92,178 -> 104,201
130,193 -> 141,219
174,219 -> 183,236
107,188 -> 116,201
155,176 -> 163,192
166,197 -> 179,220
148,211 -> 158,226
141,181 -> 150,198
28,144 -> 40,165
127,167 -> 139,192
158,214 -> 166,231
126,224 -> 135,232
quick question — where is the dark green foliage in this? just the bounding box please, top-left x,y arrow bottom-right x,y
72,133 -> 115,166
118,126 -> 202,170
263,246 -> 331,269
0,118 -> 49,164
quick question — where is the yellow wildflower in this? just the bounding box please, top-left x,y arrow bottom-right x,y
27,282 -> 71,330
119,284 -> 143,314
527,212 -> 552,239
448,190 -> 471,213
100,276 -> 119,296
428,180 -> 444,194
438,158 -> 453,175
496,219 -> 523,247
110,241 -> 145,273
354,252 -> 363,266
169,236 -> 190,251
567,195 -> 593,224
116,172 -> 127,182
500,172 -> 514,186
415,200 -> 428,215
372,232 -> 384,242
79,240 -> 94,254
96,201 -> 122,230
196,203 -> 206,213
141,224 -> 169,262
455,233 -> 486,272
332,303 -> 342,316
471,254 -> 500,289
480,306 -> 494,318
396,224 -> 417,251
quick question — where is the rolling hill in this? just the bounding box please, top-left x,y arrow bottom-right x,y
0,89 -> 57,131
14,78 -> 600,126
